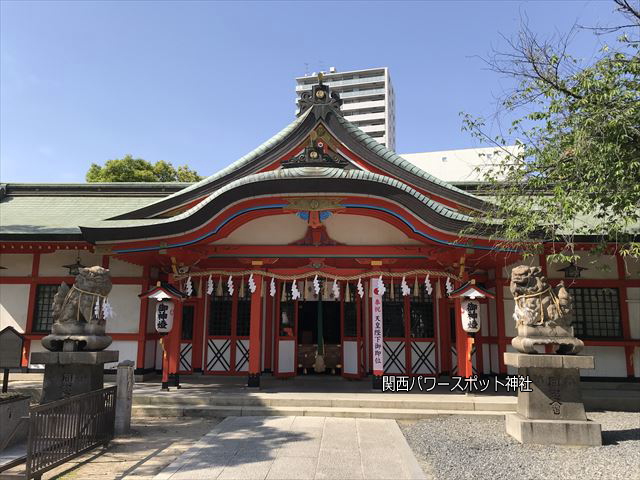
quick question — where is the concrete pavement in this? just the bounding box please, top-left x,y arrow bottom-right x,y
155,416 -> 426,480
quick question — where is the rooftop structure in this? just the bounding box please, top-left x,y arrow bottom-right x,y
296,67 -> 395,150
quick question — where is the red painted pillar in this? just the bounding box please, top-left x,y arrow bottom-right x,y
248,274 -> 263,387
168,300 -> 183,388
161,337 -> 170,389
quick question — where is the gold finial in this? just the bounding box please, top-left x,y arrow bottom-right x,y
317,72 -> 324,85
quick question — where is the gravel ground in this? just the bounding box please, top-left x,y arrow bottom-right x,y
400,412 -> 640,480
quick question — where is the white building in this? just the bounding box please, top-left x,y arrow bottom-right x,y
401,145 -> 521,184
296,67 -> 396,150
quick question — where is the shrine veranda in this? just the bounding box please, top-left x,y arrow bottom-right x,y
1,80 -> 639,384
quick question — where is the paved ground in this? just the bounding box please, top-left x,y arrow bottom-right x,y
401,412 -> 640,480
155,416 -> 425,480
2,417 -> 220,479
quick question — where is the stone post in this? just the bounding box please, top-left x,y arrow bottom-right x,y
504,352 -> 602,446
115,360 -> 134,435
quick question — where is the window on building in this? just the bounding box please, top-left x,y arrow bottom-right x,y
410,284 -> 435,338
569,288 -> 622,338
33,285 -> 59,333
209,289 -> 232,336
343,283 -> 357,337
383,281 -> 404,337
236,286 -> 251,336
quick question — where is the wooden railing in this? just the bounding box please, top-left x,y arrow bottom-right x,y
26,386 -> 116,479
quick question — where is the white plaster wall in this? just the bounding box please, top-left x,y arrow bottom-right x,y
106,285 -> 142,334
480,303 -> 489,335
144,339 -> 156,369
155,340 -> 163,370
490,344 -> 499,374
482,344 -> 491,375
108,340 -> 138,368
0,253 -> 33,276
488,298 -> 497,337
210,214 -> 308,245
39,250 -> 102,276
628,288 -> 640,339
0,284 -> 30,332
107,257 -> 143,277
324,214 -> 422,245
547,253 -> 618,280
580,346 -> 627,377
146,299 -> 157,333
503,286 -> 516,338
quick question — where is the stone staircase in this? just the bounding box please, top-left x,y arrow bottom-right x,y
132,392 -> 517,420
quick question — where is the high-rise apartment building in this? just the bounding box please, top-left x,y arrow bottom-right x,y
295,67 -> 395,150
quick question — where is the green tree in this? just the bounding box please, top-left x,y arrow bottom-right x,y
86,155 -> 203,183
462,0 -> 640,262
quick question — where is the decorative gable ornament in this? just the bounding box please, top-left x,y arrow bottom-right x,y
296,72 -> 343,115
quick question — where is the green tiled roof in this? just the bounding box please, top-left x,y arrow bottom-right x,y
83,167 -> 476,233
131,108 -> 314,214
0,193 -> 167,235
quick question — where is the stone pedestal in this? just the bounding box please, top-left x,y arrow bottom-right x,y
115,360 -> 134,435
31,350 -> 119,404
503,352 -> 602,446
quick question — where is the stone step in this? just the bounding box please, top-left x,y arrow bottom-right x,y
131,404 -> 509,420
132,393 -> 517,412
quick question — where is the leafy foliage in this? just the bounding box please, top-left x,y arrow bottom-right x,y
86,155 -> 203,183
462,0 -> 640,261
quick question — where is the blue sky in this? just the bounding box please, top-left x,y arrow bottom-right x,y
0,0 -> 623,183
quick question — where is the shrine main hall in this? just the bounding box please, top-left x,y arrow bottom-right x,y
1,80 -> 639,384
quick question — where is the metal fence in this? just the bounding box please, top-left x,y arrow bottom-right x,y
26,386 -> 116,479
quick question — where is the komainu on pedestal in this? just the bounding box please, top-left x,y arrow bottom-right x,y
510,265 -> 584,354
42,266 -> 113,352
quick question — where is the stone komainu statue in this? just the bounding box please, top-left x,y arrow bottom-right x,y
42,266 -> 113,352
510,265 -> 584,355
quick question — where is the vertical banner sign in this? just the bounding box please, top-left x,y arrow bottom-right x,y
371,279 -> 384,375
460,299 -> 481,333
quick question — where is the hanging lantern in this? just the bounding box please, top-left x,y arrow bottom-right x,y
155,299 -> 174,334
449,281 -> 495,334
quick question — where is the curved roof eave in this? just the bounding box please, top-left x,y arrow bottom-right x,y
111,103 -> 487,220
80,167 -> 490,245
